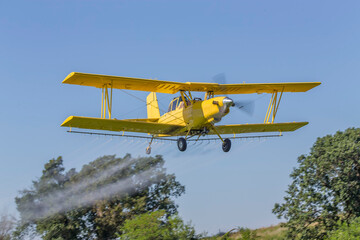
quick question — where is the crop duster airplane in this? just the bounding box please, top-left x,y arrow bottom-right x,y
61,72 -> 320,154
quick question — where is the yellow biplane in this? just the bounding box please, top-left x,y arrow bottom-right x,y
61,72 -> 320,154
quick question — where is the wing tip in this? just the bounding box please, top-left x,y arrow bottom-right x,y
303,82 -> 321,92
312,82 -> 322,87
295,121 -> 309,129
61,116 -> 75,127
62,72 -> 77,84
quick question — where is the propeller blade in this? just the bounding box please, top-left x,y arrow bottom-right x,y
212,73 -> 227,85
234,100 -> 255,116
212,73 -> 228,94
212,73 -> 255,116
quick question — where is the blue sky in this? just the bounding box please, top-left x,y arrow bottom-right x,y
1,0 -> 360,234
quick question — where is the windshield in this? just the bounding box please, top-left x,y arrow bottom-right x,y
167,96 -> 187,112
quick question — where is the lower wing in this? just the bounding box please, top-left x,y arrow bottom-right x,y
61,116 -> 184,135
212,122 -> 308,135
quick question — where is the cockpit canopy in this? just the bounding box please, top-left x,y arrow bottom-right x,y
167,96 -> 189,112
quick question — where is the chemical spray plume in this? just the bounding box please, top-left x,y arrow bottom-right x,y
20,157 -> 161,222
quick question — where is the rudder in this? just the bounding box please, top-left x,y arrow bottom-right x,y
146,92 -> 160,119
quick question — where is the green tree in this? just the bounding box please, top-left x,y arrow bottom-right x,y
273,128 -> 360,239
119,210 -> 200,240
326,217 -> 360,240
14,154 -> 185,240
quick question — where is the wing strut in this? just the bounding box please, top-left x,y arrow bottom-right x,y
180,90 -> 193,107
101,83 -> 113,119
264,88 -> 284,123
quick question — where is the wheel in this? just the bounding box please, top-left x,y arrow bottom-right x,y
146,147 -> 151,155
177,137 -> 187,152
222,138 -> 231,152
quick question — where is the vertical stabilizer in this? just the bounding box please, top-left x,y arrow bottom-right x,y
146,92 -> 161,119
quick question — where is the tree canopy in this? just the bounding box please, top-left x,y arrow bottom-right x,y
14,154 -> 185,240
326,217 -> 360,240
273,128 -> 360,239
120,210 -> 200,240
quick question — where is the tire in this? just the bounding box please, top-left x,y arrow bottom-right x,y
146,147 -> 151,155
222,138 -> 231,152
177,137 -> 187,152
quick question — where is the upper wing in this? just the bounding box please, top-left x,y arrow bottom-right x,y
63,72 -> 187,94
211,122 -> 308,135
205,82 -> 321,95
63,72 -> 321,94
61,116 -> 185,135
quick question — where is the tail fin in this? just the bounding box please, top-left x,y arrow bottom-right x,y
146,92 -> 160,119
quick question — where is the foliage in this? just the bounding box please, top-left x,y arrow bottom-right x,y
326,217 -> 360,240
273,128 -> 360,239
214,229 -> 234,240
14,154 -> 185,240
236,227 -> 258,240
0,213 -> 16,240
202,224 -> 285,240
119,209 -> 200,240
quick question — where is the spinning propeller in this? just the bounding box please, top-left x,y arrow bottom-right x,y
212,73 -> 255,116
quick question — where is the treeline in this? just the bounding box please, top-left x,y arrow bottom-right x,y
2,128 -> 360,239
11,154 -> 200,239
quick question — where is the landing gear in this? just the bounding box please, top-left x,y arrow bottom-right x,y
177,137 -> 187,152
201,127 -> 209,136
208,124 -> 231,153
222,138 -> 231,152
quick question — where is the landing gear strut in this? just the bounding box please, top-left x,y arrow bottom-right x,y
209,124 -> 232,153
177,137 -> 187,152
222,138 -> 231,152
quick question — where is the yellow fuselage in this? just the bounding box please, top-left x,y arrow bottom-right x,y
158,96 -> 230,131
